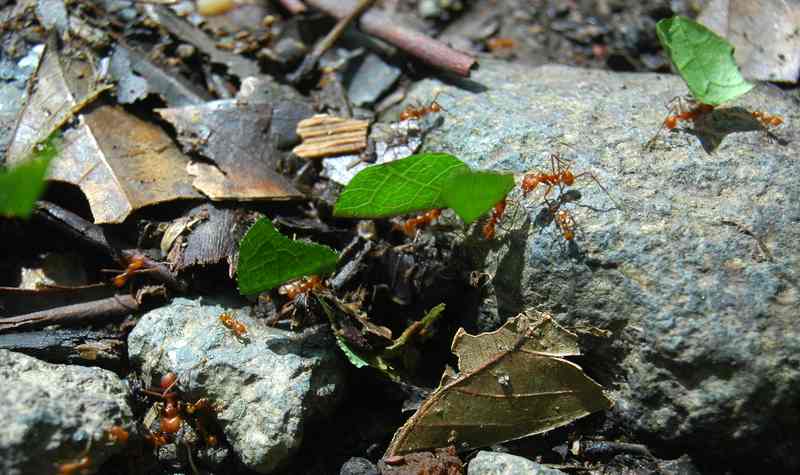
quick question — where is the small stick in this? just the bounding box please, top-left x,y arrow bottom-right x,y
277,0 -> 307,14
287,0 -> 377,84
304,0 -> 476,76
33,201 -> 187,292
0,295 -> 139,333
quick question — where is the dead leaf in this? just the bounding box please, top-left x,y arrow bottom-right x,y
698,0 -> 800,83
157,100 -> 301,201
293,114 -> 369,159
385,312 -> 613,456
8,42 -> 201,224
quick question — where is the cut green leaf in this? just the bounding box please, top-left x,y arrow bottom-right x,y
0,134 -> 59,218
237,218 -> 338,295
333,153 -> 469,218
442,171 -> 515,225
656,16 -> 753,105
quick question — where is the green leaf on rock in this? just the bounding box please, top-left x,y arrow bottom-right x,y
333,153 -> 468,218
0,134 -> 59,218
237,218 -> 338,295
442,171 -> 515,225
656,16 -> 753,105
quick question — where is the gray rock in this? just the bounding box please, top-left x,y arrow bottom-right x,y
467,451 -> 565,475
406,61 -> 800,469
0,350 -> 134,475
340,456 -> 379,475
127,297 -> 347,474
346,53 -> 402,107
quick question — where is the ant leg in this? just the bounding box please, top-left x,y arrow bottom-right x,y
573,171 -> 623,211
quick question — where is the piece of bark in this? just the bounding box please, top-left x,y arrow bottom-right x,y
0,295 -> 139,333
0,328 -> 125,370
158,100 -> 302,201
293,114 -> 369,159
167,204 -> 247,271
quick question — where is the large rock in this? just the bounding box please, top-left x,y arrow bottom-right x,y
128,297 -> 347,474
405,61 -> 800,470
0,350 -> 134,475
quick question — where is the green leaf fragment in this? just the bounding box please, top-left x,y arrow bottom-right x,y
237,217 -> 339,295
442,171 -> 515,225
333,153 -> 468,218
0,134 -> 59,218
656,16 -> 753,105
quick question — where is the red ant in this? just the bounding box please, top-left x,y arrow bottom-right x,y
219,312 -> 248,339
110,255 -> 146,287
486,37 -> 517,52
279,275 -> 325,300
396,208 -> 442,237
646,96 -> 715,149
751,111 -> 783,128
482,199 -> 507,240
106,425 -> 129,445
521,153 -> 618,209
56,440 -> 93,475
399,92 -> 447,121
533,189 -> 583,242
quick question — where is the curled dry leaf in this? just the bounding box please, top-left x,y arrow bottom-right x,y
386,311 -> 613,456
8,42 -> 200,224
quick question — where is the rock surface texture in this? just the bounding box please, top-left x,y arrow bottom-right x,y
0,349 -> 134,475
467,451 -> 566,475
128,297 -> 347,474
406,60 -> 800,470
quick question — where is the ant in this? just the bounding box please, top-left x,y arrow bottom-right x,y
482,199 -> 507,240
399,92 -> 447,121
219,312 -> 248,339
106,426 -> 129,445
279,275 -> 325,300
56,440 -> 93,475
521,152 -> 619,209
533,189 -> 583,242
646,96 -> 714,149
105,255 -> 151,288
486,37 -> 517,52
751,111 -> 783,128
396,208 -> 442,237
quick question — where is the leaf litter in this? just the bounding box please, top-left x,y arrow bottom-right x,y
386,311 -> 613,456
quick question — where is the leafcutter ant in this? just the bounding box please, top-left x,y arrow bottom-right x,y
482,199 -> 507,240
522,152 -> 619,210
399,91 -> 448,122
396,209 -> 442,237
646,96 -> 714,149
278,275 -> 324,300
751,111 -> 784,128
219,312 -> 249,339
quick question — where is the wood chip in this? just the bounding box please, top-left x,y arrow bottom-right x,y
293,114 -> 369,159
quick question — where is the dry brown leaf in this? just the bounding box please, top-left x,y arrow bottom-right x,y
8,42 -> 201,224
157,100 -> 301,201
293,114 -> 369,159
385,312 -> 613,456
698,0 -> 800,83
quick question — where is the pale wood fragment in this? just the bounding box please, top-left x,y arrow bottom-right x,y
293,114 -> 369,159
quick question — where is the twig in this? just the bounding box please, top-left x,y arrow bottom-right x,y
277,0 -> 307,14
287,0 -> 377,84
33,201 -> 188,291
303,0 -> 476,77
0,295 -> 139,333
